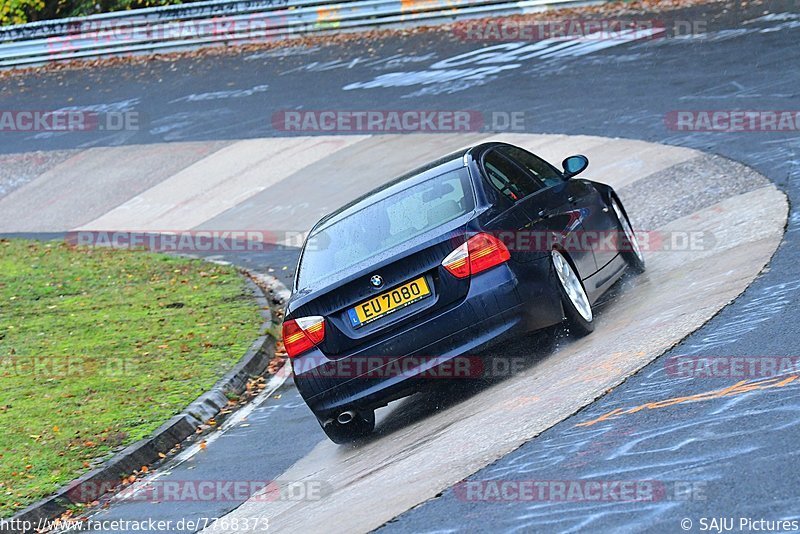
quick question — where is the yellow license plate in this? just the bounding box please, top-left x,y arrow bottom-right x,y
348,276 -> 431,328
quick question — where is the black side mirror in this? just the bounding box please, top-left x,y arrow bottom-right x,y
562,155 -> 589,179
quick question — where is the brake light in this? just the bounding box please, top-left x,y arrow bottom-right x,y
442,233 -> 510,279
282,316 -> 325,358
468,232 -> 511,274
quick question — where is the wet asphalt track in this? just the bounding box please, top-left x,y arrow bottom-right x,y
1,0 -> 800,531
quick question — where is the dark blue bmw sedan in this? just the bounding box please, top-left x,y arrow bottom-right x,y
282,142 -> 644,443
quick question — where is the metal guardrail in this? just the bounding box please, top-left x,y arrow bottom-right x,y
0,0 -> 601,67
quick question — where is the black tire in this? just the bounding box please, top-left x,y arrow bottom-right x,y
319,409 -> 375,444
551,249 -> 595,337
611,197 -> 646,274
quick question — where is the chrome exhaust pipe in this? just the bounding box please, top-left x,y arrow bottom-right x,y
337,411 -> 356,424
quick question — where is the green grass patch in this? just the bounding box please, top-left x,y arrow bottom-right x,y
0,239 -> 263,515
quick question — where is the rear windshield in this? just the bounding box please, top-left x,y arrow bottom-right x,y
297,167 -> 474,289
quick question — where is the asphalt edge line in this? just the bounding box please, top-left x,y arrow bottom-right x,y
4,270 -> 292,533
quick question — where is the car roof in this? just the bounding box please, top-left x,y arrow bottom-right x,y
310,147 -> 472,234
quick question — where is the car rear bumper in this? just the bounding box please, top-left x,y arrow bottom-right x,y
291,258 -> 562,419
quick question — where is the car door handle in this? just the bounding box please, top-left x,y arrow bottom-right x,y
537,209 -> 551,219
567,196 -> 576,203
602,206 -> 609,213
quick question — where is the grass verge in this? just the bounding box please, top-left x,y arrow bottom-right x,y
0,239 -> 263,515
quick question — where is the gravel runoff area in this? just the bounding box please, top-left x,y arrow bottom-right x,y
0,151 -> 79,198
618,154 -> 772,231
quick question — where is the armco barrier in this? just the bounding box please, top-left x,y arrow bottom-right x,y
0,0 -> 602,67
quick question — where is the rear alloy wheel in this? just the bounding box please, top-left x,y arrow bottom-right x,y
320,409 -> 375,444
611,198 -> 646,274
551,249 -> 594,337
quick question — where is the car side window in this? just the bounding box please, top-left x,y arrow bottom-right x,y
482,150 -> 544,203
498,146 -> 564,188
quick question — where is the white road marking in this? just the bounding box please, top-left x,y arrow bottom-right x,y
76,136 -> 368,232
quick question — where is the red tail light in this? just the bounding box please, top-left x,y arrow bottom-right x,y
442,233 -> 510,279
282,316 -> 325,358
